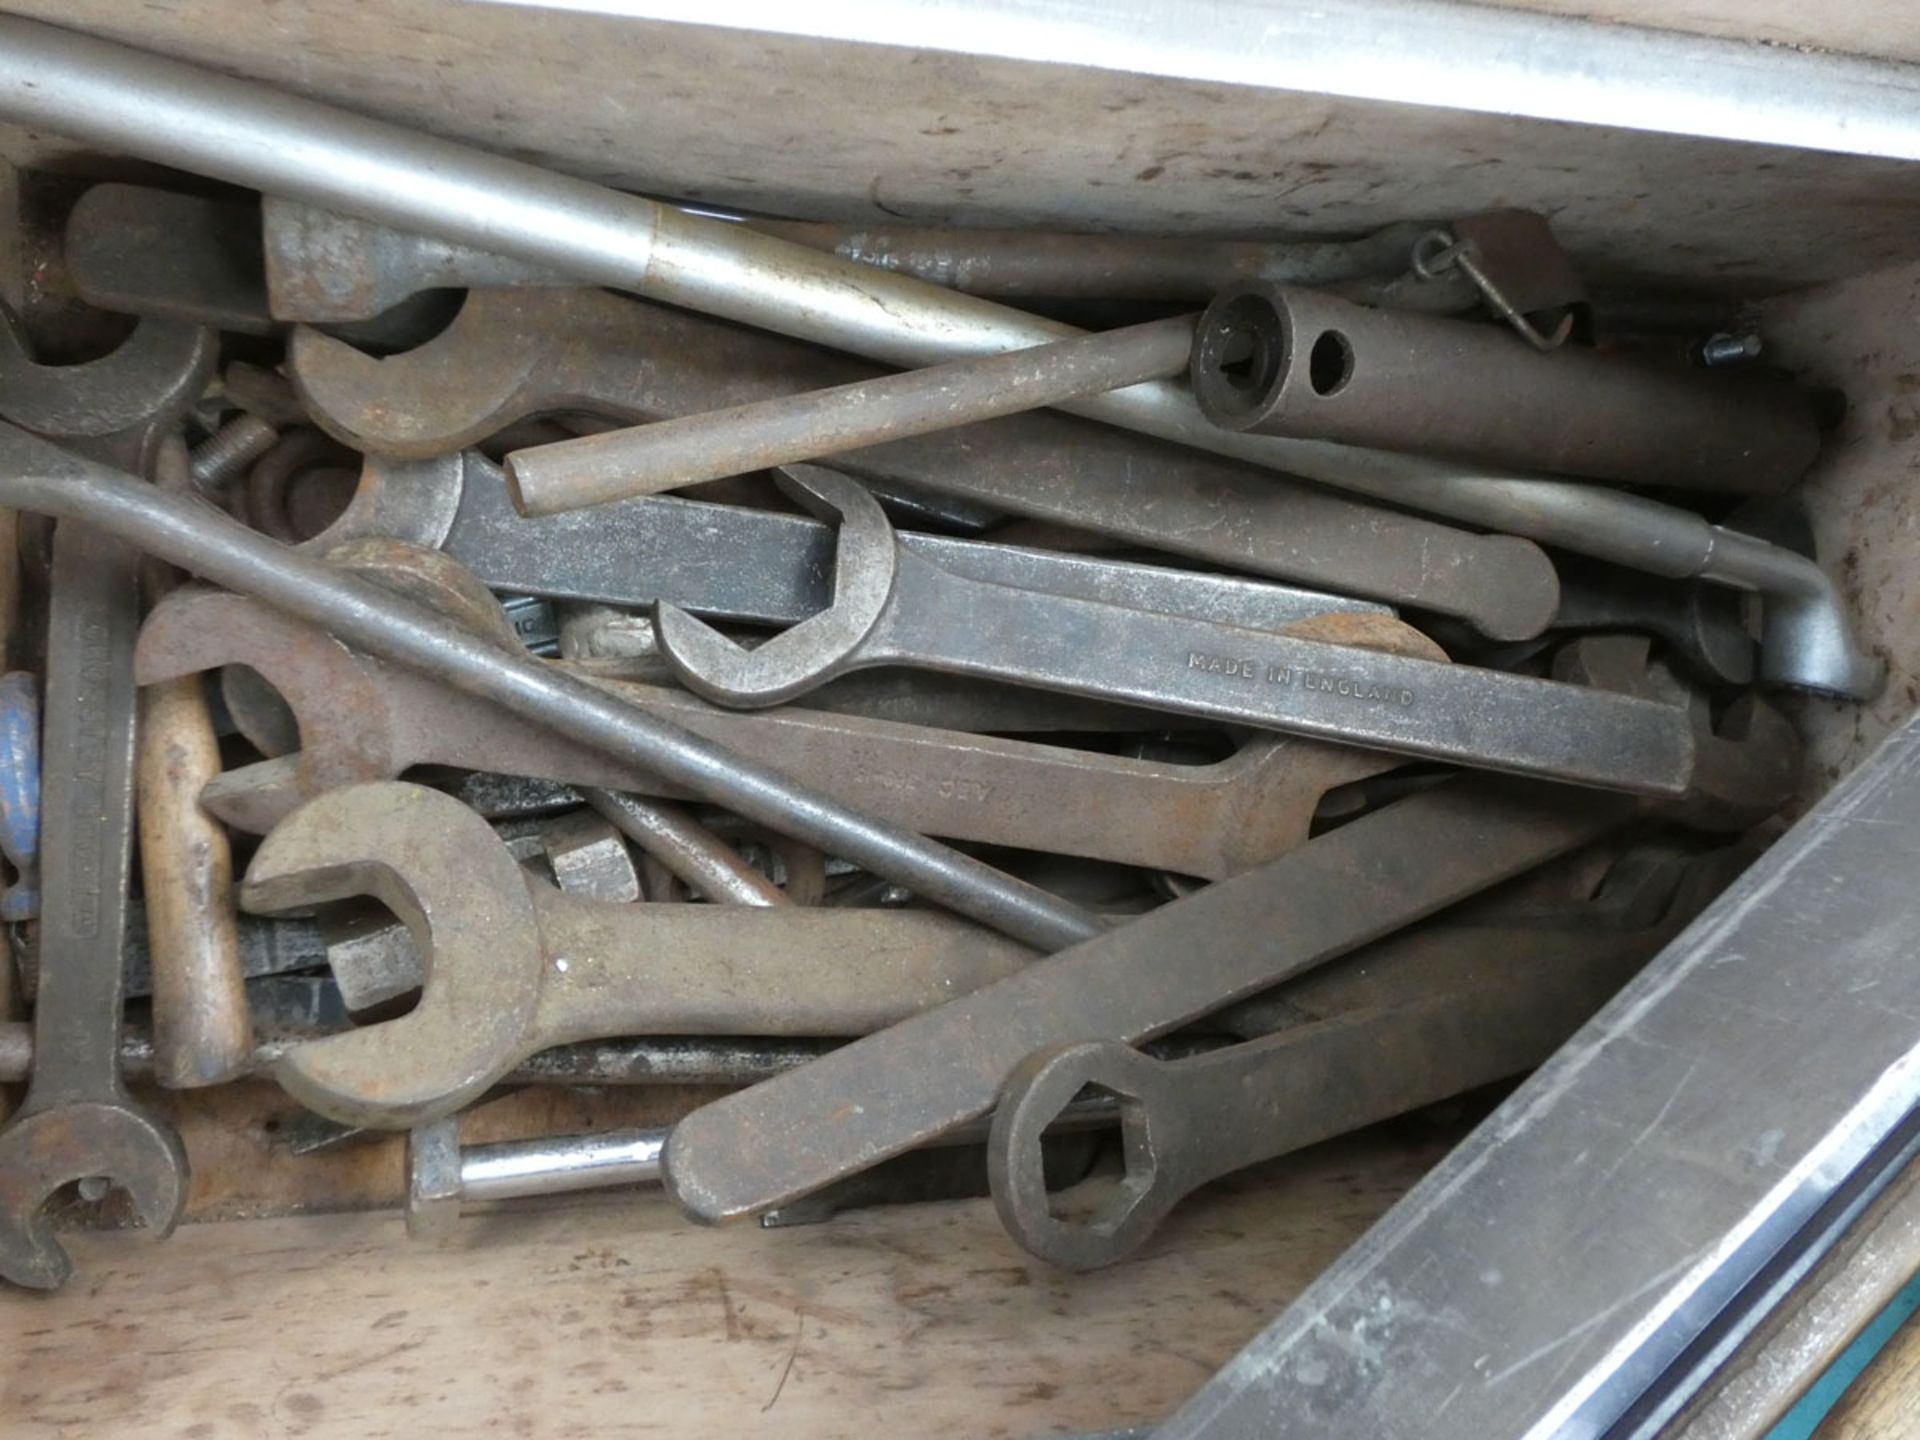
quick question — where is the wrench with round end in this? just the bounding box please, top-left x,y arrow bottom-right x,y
989,842 -> 1747,1269
659,696 -> 1797,1227
655,470 -> 1714,801
138,574 -> 1422,876
240,782 -> 1039,1129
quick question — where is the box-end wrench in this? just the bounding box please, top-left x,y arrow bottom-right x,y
659,686 -> 1797,1224
238,781 -> 1039,1129
989,840 -> 1749,1268
0,314 -> 210,1287
655,469 -> 1722,801
284,287 -> 1556,641
138,571 -> 1425,876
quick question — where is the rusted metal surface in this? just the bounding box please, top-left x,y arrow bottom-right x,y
502,313 -> 1198,513
240,781 -> 1039,1129
583,790 -> 788,907
658,685 -> 1796,1224
288,286 -> 1559,640
137,570 -> 1428,877
1191,281 -> 1823,494
990,839 -> 1751,1268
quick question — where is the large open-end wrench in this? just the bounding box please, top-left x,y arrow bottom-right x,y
138,570 -> 1421,876
989,840 -> 1749,1268
311,448 -> 1393,634
661,689 -> 1796,1225
285,287 -> 1556,641
239,782 -> 1038,1128
656,469 -> 1741,802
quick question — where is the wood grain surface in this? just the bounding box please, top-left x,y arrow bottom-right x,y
2,1125 -> 1453,1439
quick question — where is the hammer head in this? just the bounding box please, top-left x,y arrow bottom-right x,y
241,782 -> 544,1129
654,465 -> 897,708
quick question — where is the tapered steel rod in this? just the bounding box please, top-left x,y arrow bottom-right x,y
0,425 -> 1100,952
506,314 -> 1196,513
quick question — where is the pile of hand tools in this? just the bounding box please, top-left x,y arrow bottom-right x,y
0,17 -> 1873,1293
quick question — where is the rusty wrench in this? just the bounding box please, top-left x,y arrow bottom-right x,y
240,781 -> 1038,1128
285,287 -> 1557,641
660,687 -> 1796,1224
137,568 -> 1420,877
0,314 -> 211,1287
989,840 -> 1749,1268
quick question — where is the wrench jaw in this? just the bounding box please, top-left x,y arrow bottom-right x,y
137,587 -> 401,829
0,1102 -> 189,1290
654,466 -> 898,709
241,783 -> 546,1129
988,1040 -> 1175,1272
298,450 -> 465,555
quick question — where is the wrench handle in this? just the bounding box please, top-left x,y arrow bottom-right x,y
876,555 -> 1696,798
29,522 -> 142,1107
531,899 -> 1035,1046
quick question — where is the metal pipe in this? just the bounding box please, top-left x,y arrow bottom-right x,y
505,314 -> 1197,513
743,217 -> 1438,301
0,17 -> 1877,698
1189,282 -> 1820,495
458,1126 -> 666,1202
581,788 -> 788,907
0,425 -> 1101,953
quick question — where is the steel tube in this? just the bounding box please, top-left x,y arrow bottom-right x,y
582,788 -> 788,907
1190,282 -> 1821,495
744,217 -> 1436,301
459,1127 -> 666,1202
504,314 -> 1198,513
0,17 -> 1876,697
0,425 -> 1101,952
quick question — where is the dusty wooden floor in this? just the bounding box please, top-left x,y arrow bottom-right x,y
2,1124 -> 1451,1439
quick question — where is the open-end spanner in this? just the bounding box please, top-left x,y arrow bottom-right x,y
0,313 -> 210,1287
0,521 -> 187,1289
659,690 -> 1796,1224
238,782 -> 1039,1128
0,301 -> 215,475
310,449 -> 1392,635
988,839 -> 1749,1268
138,569 -> 1424,875
654,469 -> 1740,803
286,287 -> 1557,640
